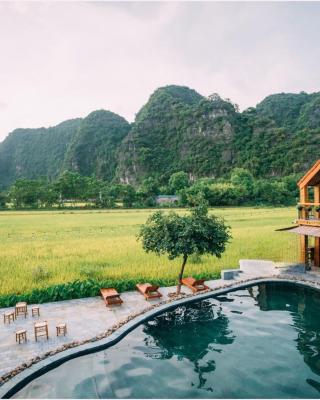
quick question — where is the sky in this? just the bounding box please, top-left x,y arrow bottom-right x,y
0,1 -> 320,141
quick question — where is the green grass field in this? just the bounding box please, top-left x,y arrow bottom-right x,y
0,207 -> 299,297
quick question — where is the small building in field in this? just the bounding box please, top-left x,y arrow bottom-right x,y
281,160 -> 320,268
155,195 -> 180,205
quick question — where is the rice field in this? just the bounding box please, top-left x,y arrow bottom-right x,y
0,207 -> 299,296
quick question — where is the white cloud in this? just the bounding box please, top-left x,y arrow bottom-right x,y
0,1 -> 319,141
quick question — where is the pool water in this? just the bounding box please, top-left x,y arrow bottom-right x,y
13,282 -> 320,398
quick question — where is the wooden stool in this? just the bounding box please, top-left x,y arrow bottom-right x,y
56,323 -> 67,336
15,302 -> 28,318
16,329 -> 27,344
3,311 -> 15,324
32,306 -> 40,317
34,321 -> 49,341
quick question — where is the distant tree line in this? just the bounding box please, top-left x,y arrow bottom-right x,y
0,168 -> 299,210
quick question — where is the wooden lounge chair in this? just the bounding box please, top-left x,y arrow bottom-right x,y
181,277 -> 209,293
100,288 -> 123,306
136,283 -> 162,300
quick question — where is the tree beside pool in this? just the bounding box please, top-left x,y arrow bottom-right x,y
138,201 -> 231,294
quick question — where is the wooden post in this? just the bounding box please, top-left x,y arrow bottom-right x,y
314,237 -> 320,267
300,186 -> 309,219
300,235 -> 308,265
313,186 -> 320,267
315,185 -> 320,214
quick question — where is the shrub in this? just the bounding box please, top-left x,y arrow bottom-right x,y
0,272 -> 221,308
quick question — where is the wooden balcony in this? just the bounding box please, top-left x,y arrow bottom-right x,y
297,218 -> 320,227
297,203 -> 320,224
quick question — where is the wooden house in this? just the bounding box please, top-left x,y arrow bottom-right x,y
284,160 -> 320,268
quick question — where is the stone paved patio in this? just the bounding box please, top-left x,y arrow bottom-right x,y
1,259 -> 319,380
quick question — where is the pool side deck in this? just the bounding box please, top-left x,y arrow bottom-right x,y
0,260 -> 319,386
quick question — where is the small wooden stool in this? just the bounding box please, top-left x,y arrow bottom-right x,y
34,321 -> 49,341
32,306 -> 40,317
15,302 -> 28,318
56,323 -> 67,336
3,311 -> 15,324
16,329 -> 27,344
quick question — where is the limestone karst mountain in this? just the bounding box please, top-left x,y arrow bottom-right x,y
1,85 -> 320,188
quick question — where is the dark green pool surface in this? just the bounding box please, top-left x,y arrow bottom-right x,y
13,282 -> 320,398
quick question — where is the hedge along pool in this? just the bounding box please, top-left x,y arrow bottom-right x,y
11,282 -> 320,399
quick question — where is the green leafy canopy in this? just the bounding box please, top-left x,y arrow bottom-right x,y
138,203 -> 231,261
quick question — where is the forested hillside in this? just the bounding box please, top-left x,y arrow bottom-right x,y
117,87 -> 238,184
0,111 -> 129,189
1,85 -> 320,190
0,119 -> 82,189
63,110 -> 130,182
233,92 -> 320,177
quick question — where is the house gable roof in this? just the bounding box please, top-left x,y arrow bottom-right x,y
298,160 -> 320,188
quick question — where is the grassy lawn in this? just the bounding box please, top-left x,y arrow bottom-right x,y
0,207 -> 299,296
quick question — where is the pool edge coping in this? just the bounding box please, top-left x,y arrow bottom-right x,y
0,275 -> 319,398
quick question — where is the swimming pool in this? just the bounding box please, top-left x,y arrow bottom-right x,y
12,282 -> 320,398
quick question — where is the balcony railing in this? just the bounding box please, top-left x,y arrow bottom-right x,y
297,203 -> 320,225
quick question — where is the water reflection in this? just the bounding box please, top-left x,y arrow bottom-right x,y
143,300 -> 235,391
251,282 -> 320,392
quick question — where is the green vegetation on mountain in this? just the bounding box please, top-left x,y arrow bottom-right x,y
117,88 -> 238,184
64,110 -> 130,181
1,85 -> 320,194
233,92 -> 320,177
0,119 -> 82,189
119,88 -> 320,182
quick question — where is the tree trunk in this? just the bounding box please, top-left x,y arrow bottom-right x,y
177,254 -> 188,294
